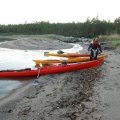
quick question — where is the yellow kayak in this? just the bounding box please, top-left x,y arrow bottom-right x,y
33,54 -> 108,65
44,52 -> 90,57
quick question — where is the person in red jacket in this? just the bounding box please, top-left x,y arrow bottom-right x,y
88,37 -> 102,60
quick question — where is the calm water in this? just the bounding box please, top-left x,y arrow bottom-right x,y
0,43 -> 82,99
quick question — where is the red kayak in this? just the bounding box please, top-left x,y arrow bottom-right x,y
0,58 -> 104,77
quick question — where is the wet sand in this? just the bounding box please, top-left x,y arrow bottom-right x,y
0,35 -> 120,120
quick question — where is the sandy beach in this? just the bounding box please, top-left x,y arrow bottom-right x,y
0,35 -> 120,120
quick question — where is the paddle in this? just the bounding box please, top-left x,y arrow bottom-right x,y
33,63 -> 43,86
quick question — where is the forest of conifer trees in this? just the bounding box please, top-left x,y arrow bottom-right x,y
0,17 -> 120,37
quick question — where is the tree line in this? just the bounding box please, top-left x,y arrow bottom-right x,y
0,17 -> 120,37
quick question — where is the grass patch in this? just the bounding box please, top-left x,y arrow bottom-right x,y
99,34 -> 120,48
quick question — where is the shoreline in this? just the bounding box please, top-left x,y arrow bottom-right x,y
0,35 -> 120,120
0,35 -> 92,120
0,35 -> 74,101
0,81 -> 29,106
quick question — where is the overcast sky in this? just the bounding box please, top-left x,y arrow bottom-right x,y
0,0 -> 120,24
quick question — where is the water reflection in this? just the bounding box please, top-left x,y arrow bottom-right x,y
0,80 -> 22,99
